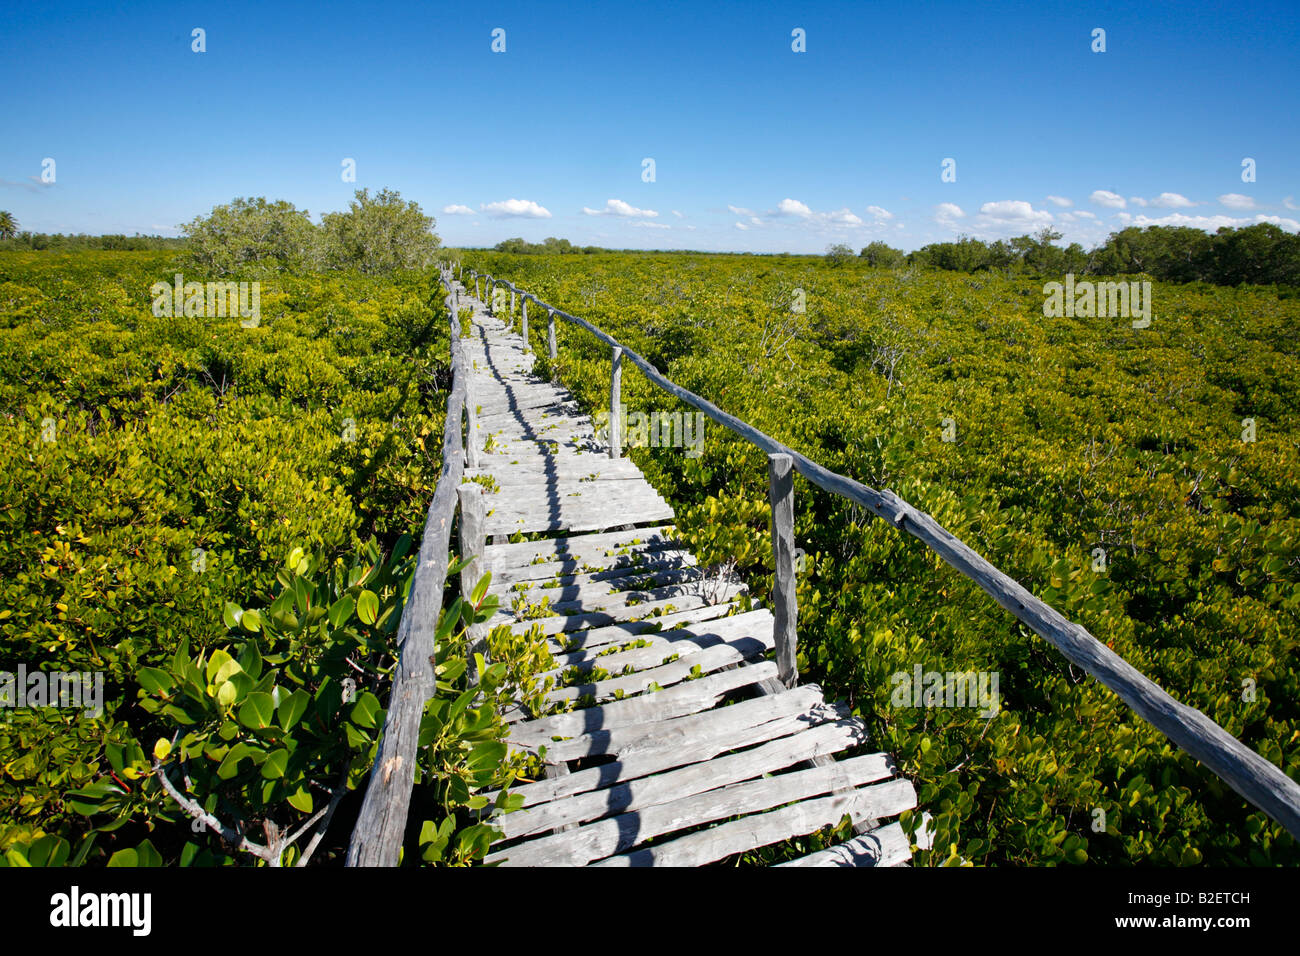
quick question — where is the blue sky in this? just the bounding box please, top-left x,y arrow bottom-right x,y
2,0 -> 1297,253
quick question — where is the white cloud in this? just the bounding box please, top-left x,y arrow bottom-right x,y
1075,210 -> 1097,219
866,205 -> 894,220
583,198 -> 658,218
1286,196 -> 1299,211
1116,212 -> 1300,232
776,198 -> 813,218
978,200 -> 1054,225
1130,192 -> 1196,209
631,220 -> 671,229
1218,193 -> 1255,210
442,204 -> 474,215
728,204 -> 757,217
770,198 -> 862,228
1045,195 -> 1073,208
481,198 -> 551,218
671,210 -> 684,218
934,202 -> 965,224
734,221 -> 749,231
1090,190 -> 1127,209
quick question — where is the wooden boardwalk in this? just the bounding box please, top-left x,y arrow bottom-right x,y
347,265 -> 1300,867
457,287 -> 926,867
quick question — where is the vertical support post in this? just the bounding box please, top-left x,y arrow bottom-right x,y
547,309 -> 557,361
521,297 -> 530,351
510,289 -> 516,320
609,346 -> 623,459
475,275 -> 481,300
456,483 -> 488,685
767,453 -> 798,688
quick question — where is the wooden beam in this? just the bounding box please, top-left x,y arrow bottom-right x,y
347,281 -> 466,867
768,453 -> 797,688
609,345 -> 622,459
457,483 -> 488,684
521,297 -> 529,352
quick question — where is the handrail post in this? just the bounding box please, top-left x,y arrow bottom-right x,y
456,483 -> 488,685
547,308 -> 557,362
768,453 -> 798,688
510,289 -> 516,320
521,297 -> 529,351
609,346 -> 623,459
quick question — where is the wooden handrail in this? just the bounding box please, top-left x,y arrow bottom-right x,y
347,268 -> 470,866
467,269 -> 1300,839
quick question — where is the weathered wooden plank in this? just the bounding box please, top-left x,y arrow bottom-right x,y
456,483 -> 488,683
468,458 -> 643,484
778,814 -> 934,867
493,752 -> 898,866
489,550 -> 696,594
768,453 -> 798,688
526,681 -> 827,766
503,583 -> 747,640
497,720 -> 876,842
348,284 -> 467,868
483,525 -> 678,568
498,680 -> 839,805
506,659 -> 777,746
535,607 -> 771,680
609,346 -> 623,459
537,625 -> 766,707
590,777 -> 918,868
491,572 -> 738,625
541,601 -> 747,653
488,548 -> 689,590
484,505 -> 676,537
482,482 -> 672,515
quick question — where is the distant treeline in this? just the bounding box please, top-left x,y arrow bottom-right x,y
854,222 -> 1300,287
0,232 -> 188,251
491,236 -> 605,255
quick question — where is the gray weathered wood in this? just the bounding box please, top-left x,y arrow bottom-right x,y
505,659 -> 777,748
457,483 -> 488,684
591,777 -> 917,868
768,453 -> 798,688
347,281 -> 466,867
499,720 -> 876,842
502,583 -> 747,641
548,308 -> 557,362
609,346 -> 622,459
521,297 -> 529,351
533,605 -> 768,681
778,818 -> 930,867
492,749 -> 893,866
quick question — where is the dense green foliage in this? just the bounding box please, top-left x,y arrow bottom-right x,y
0,232 -> 185,252
181,190 -> 440,279
0,249 -> 525,865
903,223 -> 1300,288
469,249 -> 1300,866
493,236 -> 603,255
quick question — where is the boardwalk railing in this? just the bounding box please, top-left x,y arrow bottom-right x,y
347,264 -> 468,867
465,268 -> 1300,840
